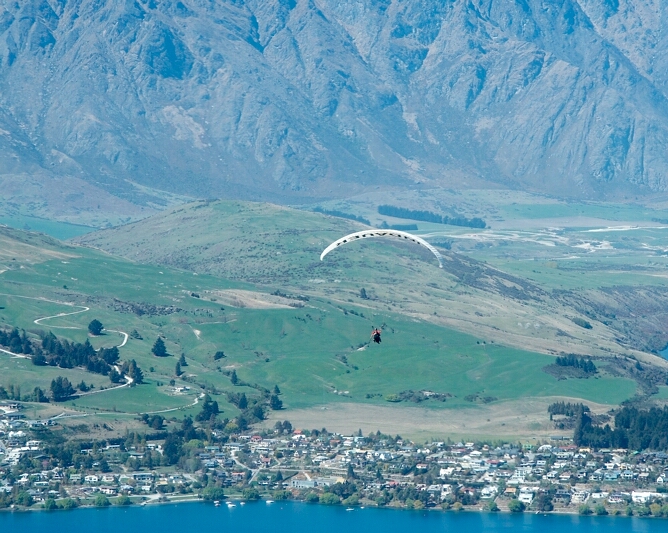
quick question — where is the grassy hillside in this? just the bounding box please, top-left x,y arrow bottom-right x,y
0,221 -> 649,439
75,200 -> 667,364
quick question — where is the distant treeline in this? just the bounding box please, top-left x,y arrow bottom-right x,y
377,205 -> 486,228
575,406 -> 668,450
548,401 -> 590,417
313,207 -> 370,225
555,354 -> 597,373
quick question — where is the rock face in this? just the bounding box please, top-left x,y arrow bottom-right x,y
1,0 -> 667,205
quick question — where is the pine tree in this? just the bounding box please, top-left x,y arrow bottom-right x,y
175,361 -> 182,376
152,337 -> 167,357
269,395 -> 283,410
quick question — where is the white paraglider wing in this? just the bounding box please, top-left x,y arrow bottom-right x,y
320,230 -> 444,268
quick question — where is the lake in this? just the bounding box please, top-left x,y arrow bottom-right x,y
0,501 -> 664,533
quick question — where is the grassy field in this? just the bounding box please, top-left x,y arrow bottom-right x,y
0,240 -> 638,419
2,193 -> 668,438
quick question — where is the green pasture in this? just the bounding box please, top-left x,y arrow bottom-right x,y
0,203 -> 653,418
0,352 -> 110,394
65,382 -> 198,414
168,304 -> 637,409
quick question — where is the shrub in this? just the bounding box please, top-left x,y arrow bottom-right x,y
43,498 -> 58,510
508,499 -> 525,513
116,495 -> 132,506
202,487 -> 226,501
94,495 -> 110,507
319,493 -> 340,505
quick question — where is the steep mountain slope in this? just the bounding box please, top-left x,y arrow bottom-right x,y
1,0 -> 667,208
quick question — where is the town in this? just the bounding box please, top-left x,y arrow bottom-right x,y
1,400 -> 668,517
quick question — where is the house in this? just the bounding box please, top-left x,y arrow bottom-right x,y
84,475 -> 99,484
553,490 -> 571,504
518,492 -> 534,505
571,491 -> 589,504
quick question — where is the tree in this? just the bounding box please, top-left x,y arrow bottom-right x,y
214,351 -> 225,360
152,337 -> 167,357
127,360 -> 144,384
116,495 -> 132,506
109,368 -> 122,384
230,369 -> 238,385
50,376 -> 76,402
242,488 -> 260,501
202,487 -> 226,501
359,288 -> 368,299
508,499 -> 525,513
88,319 -> 104,336
269,395 -> 283,410
94,494 -> 110,507
100,346 -> 119,364
44,498 -> 58,510
78,380 -> 89,392
16,491 -> 33,507
237,393 -> 248,409
319,493 -> 340,505
196,395 -> 219,422
273,385 -> 281,395
175,361 -> 183,376
179,353 -> 188,366
33,386 -> 49,403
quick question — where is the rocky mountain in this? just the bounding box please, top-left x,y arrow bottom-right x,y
1,0 -> 668,210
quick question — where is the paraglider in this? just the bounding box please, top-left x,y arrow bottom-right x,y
320,229 -> 444,268
371,327 -> 382,344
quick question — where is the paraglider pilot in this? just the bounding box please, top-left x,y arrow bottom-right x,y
371,327 -> 382,344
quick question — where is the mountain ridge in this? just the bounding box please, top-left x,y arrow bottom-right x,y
1,0 -> 667,210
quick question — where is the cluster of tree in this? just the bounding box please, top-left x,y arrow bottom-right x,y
547,402 -> 590,417
140,414 -> 166,430
31,331 -> 143,385
0,327 -> 33,354
50,376 -> 77,402
313,207 -> 370,225
574,405 -> 668,450
196,395 -> 220,422
555,354 -> 597,373
377,205 -> 486,228
34,332 -> 118,374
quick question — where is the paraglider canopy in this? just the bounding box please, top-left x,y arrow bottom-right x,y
320,229 -> 444,268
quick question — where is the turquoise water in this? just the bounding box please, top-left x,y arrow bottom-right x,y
659,346 -> 668,360
0,215 -> 95,240
0,501 -> 662,533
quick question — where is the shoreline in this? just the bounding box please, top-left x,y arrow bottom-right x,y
1,494 -> 663,520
